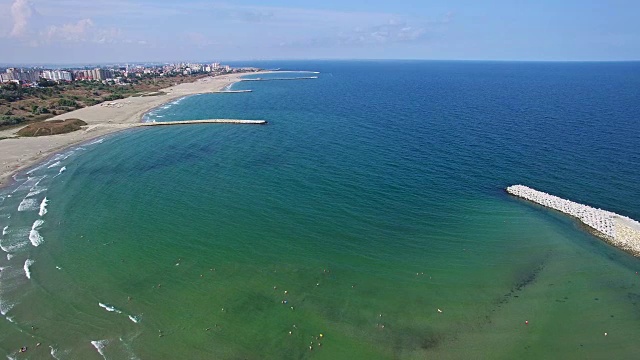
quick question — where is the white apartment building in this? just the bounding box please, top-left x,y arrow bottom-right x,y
42,70 -> 73,82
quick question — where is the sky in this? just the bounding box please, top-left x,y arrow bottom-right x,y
0,0 -> 639,64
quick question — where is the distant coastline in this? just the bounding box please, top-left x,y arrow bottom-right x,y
0,69 -> 316,189
0,71 -> 265,188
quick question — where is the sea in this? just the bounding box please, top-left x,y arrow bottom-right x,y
0,61 -> 639,359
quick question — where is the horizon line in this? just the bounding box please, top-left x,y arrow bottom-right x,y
1,58 -> 639,67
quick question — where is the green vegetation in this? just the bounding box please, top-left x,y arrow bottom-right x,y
37,78 -> 57,87
0,72 -> 211,131
31,105 -> 50,114
0,82 -> 23,102
138,91 -> 166,97
102,94 -> 125,102
17,118 -> 88,137
0,115 -> 26,126
58,98 -> 80,108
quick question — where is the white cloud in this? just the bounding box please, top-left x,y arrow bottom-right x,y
9,0 -> 35,37
279,12 -> 453,49
45,18 -> 94,42
1,1 -> 459,62
2,0 -> 136,46
95,27 -> 123,44
352,20 -> 428,45
41,18 -> 123,44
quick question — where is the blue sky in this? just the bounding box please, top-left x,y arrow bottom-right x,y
0,0 -> 638,63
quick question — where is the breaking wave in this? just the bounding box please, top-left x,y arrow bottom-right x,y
91,340 -> 109,360
39,197 -> 49,216
18,198 -> 38,212
29,219 -> 44,247
99,302 -> 122,314
23,259 -> 34,279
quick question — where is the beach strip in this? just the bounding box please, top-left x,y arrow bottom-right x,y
0,71 -> 272,188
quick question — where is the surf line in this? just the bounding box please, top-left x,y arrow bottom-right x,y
98,303 -> 141,323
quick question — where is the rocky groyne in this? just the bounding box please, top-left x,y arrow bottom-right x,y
507,185 -> 640,257
139,119 -> 266,126
240,76 -> 318,81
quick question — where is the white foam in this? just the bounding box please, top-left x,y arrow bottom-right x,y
47,161 -> 61,169
0,240 -> 28,253
52,166 -> 67,179
26,187 -> 47,198
99,302 -> 122,314
6,254 -> 13,260
49,346 -> 70,360
26,161 -> 50,175
57,150 -> 77,162
29,220 -> 45,247
0,227 -> 30,252
128,315 -> 141,323
6,315 -> 15,323
91,340 -> 109,360
0,297 -> 15,315
49,346 -> 63,360
86,138 -> 105,146
31,177 -> 46,189
18,198 -> 38,212
39,197 -> 49,217
23,259 -> 34,279
120,337 -> 141,360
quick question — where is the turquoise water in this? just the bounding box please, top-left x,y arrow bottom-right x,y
1,61 -> 639,359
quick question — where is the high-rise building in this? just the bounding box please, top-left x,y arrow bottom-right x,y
0,68 -> 41,83
42,70 -> 73,82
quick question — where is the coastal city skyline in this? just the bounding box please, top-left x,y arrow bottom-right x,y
0,62 -> 233,83
1,0 -> 639,63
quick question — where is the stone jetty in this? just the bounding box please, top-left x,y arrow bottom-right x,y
212,90 -> 253,93
139,119 -> 266,126
240,76 -> 318,82
507,185 -> 640,257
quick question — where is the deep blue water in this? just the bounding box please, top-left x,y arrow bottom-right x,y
188,60 -> 640,217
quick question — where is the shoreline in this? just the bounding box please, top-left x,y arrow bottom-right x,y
506,185 -> 640,257
0,71 -> 277,190
139,95 -> 190,123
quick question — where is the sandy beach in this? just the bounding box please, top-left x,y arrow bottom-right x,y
0,72 -> 256,187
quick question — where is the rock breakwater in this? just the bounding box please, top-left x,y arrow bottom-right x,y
506,185 -> 640,257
